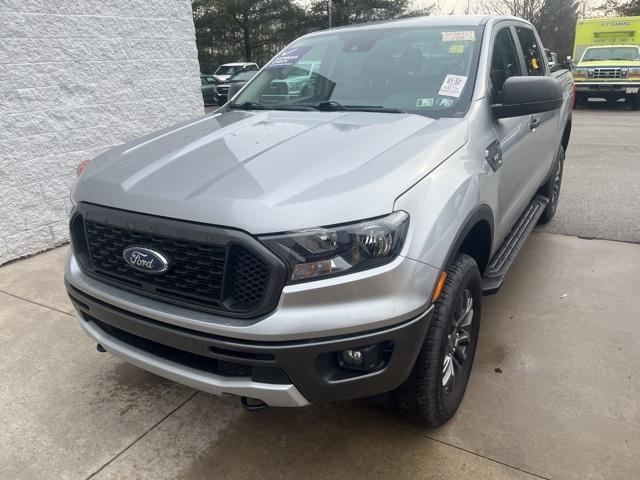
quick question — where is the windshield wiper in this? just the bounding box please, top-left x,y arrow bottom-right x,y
229,101 -> 316,112
310,101 -> 406,114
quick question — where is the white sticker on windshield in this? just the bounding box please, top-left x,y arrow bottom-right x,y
442,31 -> 476,42
438,74 -> 468,98
268,46 -> 313,68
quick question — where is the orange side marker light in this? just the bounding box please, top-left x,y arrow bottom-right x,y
432,272 -> 447,303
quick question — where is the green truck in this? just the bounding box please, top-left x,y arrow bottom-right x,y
573,16 -> 640,108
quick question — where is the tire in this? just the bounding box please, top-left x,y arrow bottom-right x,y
629,94 -> 640,111
386,253 -> 482,427
576,93 -> 588,105
538,145 -> 565,224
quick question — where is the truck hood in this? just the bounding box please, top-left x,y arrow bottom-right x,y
577,60 -> 640,67
75,110 -> 467,234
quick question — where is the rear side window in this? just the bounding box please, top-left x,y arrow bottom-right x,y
516,27 -> 544,76
490,28 -> 521,100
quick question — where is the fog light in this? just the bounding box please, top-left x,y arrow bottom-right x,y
342,349 -> 364,367
337,343 -> 392,372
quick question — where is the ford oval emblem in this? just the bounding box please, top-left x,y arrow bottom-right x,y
122,246 -> 169,274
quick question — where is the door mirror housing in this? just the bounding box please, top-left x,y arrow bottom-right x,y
492,76 -> 563,118
227,81 -> 247,101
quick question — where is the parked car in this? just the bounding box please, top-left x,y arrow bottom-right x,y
200,74 -> 218,105
66,16 -> 573,426
213,62 -> 259,82
211,69 -> 259,105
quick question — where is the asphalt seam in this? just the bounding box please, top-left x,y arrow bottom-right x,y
0,288 -> 74,316
85,391 -> 200,479
346,406 -> 552,480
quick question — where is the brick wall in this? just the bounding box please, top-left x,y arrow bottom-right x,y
0,0 -> 204,265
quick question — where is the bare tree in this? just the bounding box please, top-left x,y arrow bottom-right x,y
481,0 -> 546,23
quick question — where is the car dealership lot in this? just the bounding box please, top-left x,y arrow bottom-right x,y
1,107 -> 639,480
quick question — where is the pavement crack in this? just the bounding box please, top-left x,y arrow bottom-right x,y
85,391 -> 200,479
346,406 -> 553,480
0,289 -> 73,316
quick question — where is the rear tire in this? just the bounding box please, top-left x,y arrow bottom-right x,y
538,145 -> 565,224
386,253 -> 482,427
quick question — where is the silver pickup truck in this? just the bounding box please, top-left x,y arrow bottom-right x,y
65,16 -> 574,426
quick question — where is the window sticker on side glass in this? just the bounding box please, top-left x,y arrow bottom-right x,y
416,98 -> 434,107
442,31 -> 476,42
438,74 -> 468,98
268,46 -> 313,68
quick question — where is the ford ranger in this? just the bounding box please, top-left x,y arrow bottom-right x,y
65,16 -> 573,426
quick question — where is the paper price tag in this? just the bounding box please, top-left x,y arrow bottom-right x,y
438,75 -> 468,98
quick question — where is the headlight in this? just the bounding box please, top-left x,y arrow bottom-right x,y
261,212 -> 409,283
629,68 -> 640,74
587,68 -> 595,78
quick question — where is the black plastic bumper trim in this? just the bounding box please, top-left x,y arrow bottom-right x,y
66,281 -> 432,404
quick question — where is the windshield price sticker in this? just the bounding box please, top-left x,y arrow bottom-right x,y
439,74 -> 468,98
268,46 -> 313,68
442,31 -> 476,42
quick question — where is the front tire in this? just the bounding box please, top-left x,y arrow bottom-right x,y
386,253 -> 482,427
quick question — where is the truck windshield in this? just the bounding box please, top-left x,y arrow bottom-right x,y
216,65 -> 243,75
232,26 -> 483,118
582,47 -> 640,61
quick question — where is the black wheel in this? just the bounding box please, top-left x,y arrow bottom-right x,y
629,94 -> 640,111
386,253 -> 482,427
576,93 -> 588,105
538,145 -> 565,224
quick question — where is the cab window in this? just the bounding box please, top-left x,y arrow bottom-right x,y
516,27 -> 544,76
490,28 -> 521,101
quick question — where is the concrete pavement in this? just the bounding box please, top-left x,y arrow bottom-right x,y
538,103 -> 640,243
2,232 -> 639,479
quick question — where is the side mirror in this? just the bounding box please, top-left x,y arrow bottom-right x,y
492,76 -> 563,118
227,81 -> 247,100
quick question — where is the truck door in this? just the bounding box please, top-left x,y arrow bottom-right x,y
514,26 -> 557,189
489,26 -> 536,242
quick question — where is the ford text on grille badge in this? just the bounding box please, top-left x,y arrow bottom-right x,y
122,247 -> 169,274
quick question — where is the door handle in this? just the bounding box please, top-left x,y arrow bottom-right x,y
529,116 -> 541,131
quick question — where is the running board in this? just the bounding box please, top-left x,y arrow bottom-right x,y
482,195 -> 549,295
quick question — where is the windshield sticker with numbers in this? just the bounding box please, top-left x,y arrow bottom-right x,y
438,75 -> 468,98
416,98 -> 434,107
442,31 -> 476,42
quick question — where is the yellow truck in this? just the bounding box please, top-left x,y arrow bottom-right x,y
573,16 -> 640,109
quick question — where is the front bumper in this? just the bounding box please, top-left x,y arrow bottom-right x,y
67,281 -> 432,406
575,82 -> 640,94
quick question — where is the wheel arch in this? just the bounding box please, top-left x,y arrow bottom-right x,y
561,118 -> 571,153
442,205 -> 494,276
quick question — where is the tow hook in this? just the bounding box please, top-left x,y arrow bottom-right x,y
241,396 -> 269,412
96,343 -> 107,353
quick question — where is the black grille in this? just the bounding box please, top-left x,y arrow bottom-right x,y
71,206 -> 283,318
227,248 -> 270,308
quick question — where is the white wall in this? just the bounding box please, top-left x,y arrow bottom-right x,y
0,0 -> 204,265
